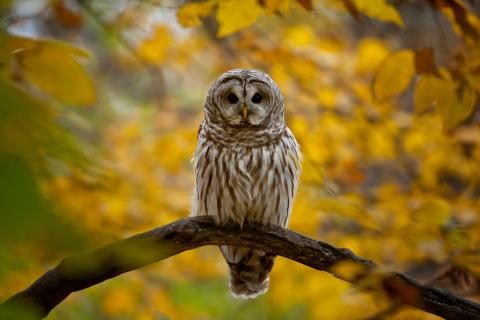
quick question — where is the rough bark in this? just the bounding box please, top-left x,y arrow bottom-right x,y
2,216 -> 480,319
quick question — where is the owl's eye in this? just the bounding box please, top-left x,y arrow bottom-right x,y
251,93 -> 263,103
227,93 -> 239,103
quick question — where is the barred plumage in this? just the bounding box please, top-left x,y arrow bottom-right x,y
192,69 -> 301,298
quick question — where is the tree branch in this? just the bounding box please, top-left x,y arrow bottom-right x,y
2,216 -> 480,319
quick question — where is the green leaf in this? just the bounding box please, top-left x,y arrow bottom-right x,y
0,79 -> 85,164
0,154 -> 49,237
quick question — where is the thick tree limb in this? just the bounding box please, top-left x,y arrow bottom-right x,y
2,216 -> 480,319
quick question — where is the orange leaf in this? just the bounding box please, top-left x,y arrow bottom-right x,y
296,0 -> 313,11
415,47 -> 440,76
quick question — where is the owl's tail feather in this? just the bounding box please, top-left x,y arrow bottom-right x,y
220,246 -> 275,299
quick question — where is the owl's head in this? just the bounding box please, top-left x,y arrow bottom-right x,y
204,69 -> 284,129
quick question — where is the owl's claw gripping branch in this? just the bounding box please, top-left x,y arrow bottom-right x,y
2,216 -> 480,320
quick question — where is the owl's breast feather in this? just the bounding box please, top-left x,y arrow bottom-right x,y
193,127 -> 301,226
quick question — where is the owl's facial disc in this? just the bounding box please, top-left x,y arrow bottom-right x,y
218,80 -> 271,128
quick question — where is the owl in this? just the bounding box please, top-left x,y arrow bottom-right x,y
192,69 -> 302,298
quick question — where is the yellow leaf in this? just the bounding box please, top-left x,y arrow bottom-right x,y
102,287 -> 135,316
216,0 -> 263,37
43,38 -> 91,58
437,81 -> 476,128
284,24 -> 315,47
0,37 -> 30,63
135,312 -> 155,320
413,198 -> 450,227
355,38 -> 389,75
414,75 -> 447,114
415,72 -> 476,128
393,308 -> 441,320
0,35 -> 90,63
466,73 -> 480,95
18,46 -> 96,106
263,0 -> 290,13
137,25 -> 172,64
352,0 -> 404,27
330,260 -> 369,282
317,86 -> 337,108
176,0 -> 214,27
373,50 -> 415,100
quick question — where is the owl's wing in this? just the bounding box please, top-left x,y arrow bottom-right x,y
196,120 -> 205,141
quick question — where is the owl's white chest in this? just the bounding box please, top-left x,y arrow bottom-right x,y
192,129 -> 301,227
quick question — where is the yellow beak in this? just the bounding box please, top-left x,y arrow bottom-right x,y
242,104 -> 248,121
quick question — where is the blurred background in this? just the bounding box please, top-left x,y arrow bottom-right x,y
1,0 -> 480,319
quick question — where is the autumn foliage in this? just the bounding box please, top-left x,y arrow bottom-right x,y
1,0 -> 480,319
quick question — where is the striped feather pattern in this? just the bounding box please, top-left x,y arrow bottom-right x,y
192,69 -> 302,298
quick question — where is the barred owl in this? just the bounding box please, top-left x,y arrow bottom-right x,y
192,69 -> 302,298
